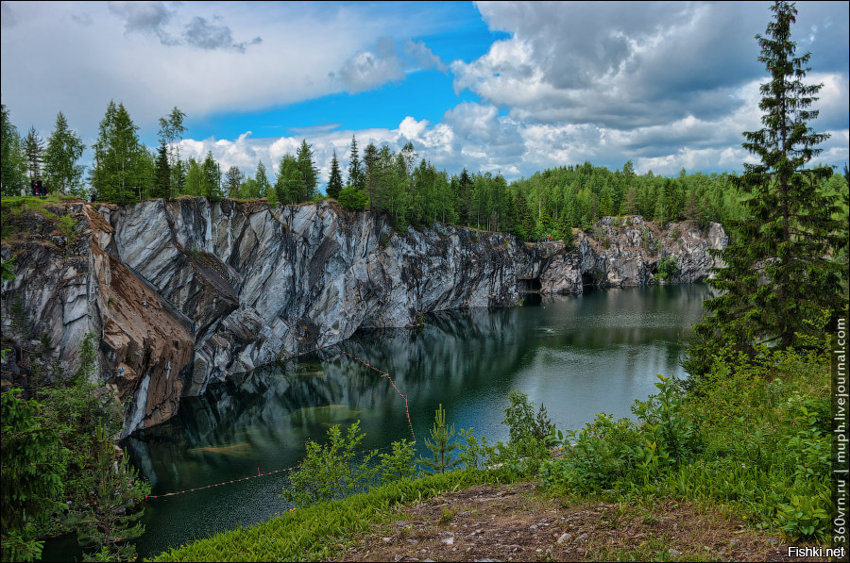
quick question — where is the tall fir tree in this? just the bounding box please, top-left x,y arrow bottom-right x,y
201,151 -> 222,202
347,135 -> 365,192
22,126 -> 45,184
152,141 -> 170,199
296,139 -> 318,201
0,104 -> 28,196
43,112 -> 86,195
686,1 -> 846,375
326,150 -> 343,199
363,142 -> 380,211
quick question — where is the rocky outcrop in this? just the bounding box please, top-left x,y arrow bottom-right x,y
535,216 -> 727,293
1,199 -> 725,434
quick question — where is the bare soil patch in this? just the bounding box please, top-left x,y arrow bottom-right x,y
335,482 -> 824,562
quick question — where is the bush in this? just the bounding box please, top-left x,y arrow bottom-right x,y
337,187 -> 368,211
280,421 -> 378,508
655,255 -> 679,280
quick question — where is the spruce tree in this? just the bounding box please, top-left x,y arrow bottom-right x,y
22,126 -> 45,184
347,135 -> 365,192
90,102 -> 144,204
327,150 -> 343,199
43,112 -> 86,195
201,151 -> 222,202
296,139 -> 318,201
152,141 -> 170,199
686,1 -> 846,375
0,104 -> 28,196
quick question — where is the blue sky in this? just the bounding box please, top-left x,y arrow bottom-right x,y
1,1 -> 848,185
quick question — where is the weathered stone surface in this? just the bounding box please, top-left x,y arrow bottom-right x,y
2,199 -> 725,434
536,216 -> 727,293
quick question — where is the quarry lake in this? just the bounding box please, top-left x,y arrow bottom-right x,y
44,283 -> 710,560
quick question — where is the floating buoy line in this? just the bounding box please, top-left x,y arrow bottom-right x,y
145,346 -> 415,501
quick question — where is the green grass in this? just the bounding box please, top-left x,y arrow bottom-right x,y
1,195 -> 80,243
150,469 -> 515,562
541,347 -> 832,541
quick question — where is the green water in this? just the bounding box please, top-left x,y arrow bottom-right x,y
42,284 -> 709,560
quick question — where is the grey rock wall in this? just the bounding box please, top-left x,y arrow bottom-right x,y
1,198 -> 725,434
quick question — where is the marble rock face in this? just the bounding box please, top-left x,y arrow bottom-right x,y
1,199 -> 725,434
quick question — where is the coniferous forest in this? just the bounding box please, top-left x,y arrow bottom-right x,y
1,2 -> 849,562
4,100 -> 846,243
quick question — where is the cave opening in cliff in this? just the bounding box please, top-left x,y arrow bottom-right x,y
581,272 -> 595,287
518,277 -> 542,293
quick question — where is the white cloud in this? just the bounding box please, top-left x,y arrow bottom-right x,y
0,2 -> 449,144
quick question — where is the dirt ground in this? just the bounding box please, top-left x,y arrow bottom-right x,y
334,482 -> 828,562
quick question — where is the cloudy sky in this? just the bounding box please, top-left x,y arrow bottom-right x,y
1,1 -> 847,186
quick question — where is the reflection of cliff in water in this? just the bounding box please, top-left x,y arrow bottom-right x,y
124,306 -> 536,486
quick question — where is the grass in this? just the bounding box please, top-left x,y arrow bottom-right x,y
540,346 -> 832,541
150,469 -> 515,562
1,195 -> 81,241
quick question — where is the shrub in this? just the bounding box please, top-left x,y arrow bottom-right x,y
418,404 -> 460,474
655,255 -> 679,281
280,421 -> 378,508
337,187 -> 368,211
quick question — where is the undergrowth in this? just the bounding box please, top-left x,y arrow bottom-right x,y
540,347 -> 832,541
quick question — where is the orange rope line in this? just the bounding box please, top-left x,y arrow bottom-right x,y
332,345 -> 416,443
146,346 -> 415,501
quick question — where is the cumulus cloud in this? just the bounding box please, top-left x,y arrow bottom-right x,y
338,37 -> 405,92
337,37 -> 448,93
404,39 -> 447,73
107,1 -> 261,51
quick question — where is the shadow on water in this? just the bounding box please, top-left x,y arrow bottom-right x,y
42,284 -> 709,561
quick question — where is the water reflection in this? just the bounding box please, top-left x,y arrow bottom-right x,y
113,284 -> 708,559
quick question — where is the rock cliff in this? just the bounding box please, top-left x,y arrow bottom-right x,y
1,198 -> 725,434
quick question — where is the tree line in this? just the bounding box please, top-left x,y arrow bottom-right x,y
2,100 -> 846,242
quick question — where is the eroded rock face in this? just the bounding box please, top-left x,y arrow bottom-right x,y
1,199 -> 725,434
536,216 -> 727,293
106,199 -> 531,396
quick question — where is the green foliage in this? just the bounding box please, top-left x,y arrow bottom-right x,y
457,428 -> 497,470
43,112 -> 86,195
1,255 -> 15,282
152,141 -> 171,199
655,255 -> 679,281
541,347 -> 832,541
378,439 -> 416,482
90,101 -> 149,204
418,404 -> 460,474
687,1 -> 847,375
337,186 -> 369,211
326,150 -> 343,199
153,469 -> 513,562
201,151 -> 222,202
22,126 -> 45,184
158,107 -> 187,199
1,390 -> 66,562
1,104 -> 28,196
75,425 -> 149,562
280,421 -> 378,508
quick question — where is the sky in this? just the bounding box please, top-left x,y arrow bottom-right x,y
1,1 -> 848,187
